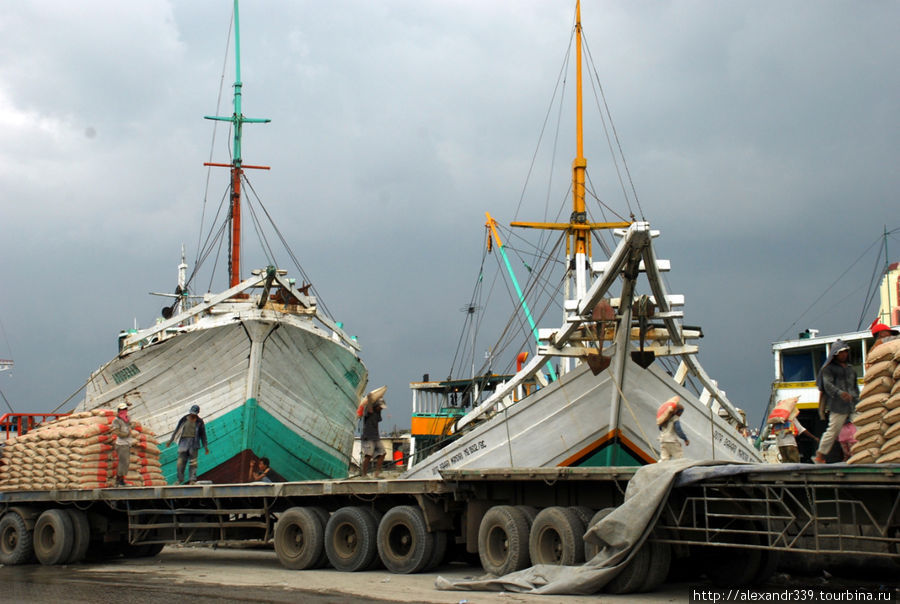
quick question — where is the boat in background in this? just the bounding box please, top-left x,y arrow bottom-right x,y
405,2 -> 760,478
765,260 -> 900,462
77,1 -> 367,483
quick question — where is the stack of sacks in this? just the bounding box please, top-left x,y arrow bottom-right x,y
848,339 -> 900,464
0,409 -> 166,490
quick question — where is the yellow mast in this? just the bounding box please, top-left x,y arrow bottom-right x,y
511,0 -> 630,272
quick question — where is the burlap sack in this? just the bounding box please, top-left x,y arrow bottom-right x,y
884,407 -> 900,425
852,434 -> 885,453
879,434 -> 900,455
864,359 -> 896,382
853,406 -> 886,427
869,340 -> 900,364
877,449 -> 900,464
847,448 -> 880,464
886,393 -> 900,411
861,376 -> 893,399
884,421 -> 900,440
854,421 -> 883,442
856,393 -> 889,413
893,364 -> 900,381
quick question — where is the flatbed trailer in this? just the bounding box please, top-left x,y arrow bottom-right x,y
1,464 -> 898,594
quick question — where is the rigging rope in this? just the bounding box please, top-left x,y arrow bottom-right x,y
196,7 -> 235,274
582,33 -> 645,222
775,233 -> 889,341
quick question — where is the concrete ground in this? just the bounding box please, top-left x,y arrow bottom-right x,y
3,545 -> 897,603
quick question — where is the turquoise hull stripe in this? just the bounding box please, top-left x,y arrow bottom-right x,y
159,398 -> 348,483
574,442 -> 645,468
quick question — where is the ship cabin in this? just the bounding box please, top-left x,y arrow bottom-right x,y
408,373 -> 539,465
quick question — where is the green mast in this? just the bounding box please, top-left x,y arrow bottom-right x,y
486,212 -> 558,382
204,0 -> 271,287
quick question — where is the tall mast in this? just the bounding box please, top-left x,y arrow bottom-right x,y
572,0 -> 588,298
205,0 -> 271,288
511,0 -> 630,292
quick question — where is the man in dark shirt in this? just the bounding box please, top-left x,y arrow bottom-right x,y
360,395 -> 386,478
814,340 -> 859,464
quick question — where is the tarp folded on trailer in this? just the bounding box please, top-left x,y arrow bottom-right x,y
436,458 -> 750,595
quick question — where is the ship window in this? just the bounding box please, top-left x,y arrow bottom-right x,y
782,351 -> 816,382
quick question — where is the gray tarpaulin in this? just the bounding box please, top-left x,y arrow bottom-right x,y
435,459 -> 750,595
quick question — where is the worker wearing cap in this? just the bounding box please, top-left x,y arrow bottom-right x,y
814,340 -> 859,464
111,402 -> 134,487
166,404 -> 210,484
870,320 -> 900,350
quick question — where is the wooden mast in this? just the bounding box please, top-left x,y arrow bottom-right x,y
205,0 -> 271,288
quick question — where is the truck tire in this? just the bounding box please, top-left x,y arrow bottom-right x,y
516,505 -> 539,527
33,509 -> 75,565
65,509 -> 91,564
478,505 -> 530,576
637,539 -> 671,593
363,508 -> 385,570
309,507 -> 331,568
704,520 -> 763,586
584,507 -> 614,561
377,505 -> 434,574
529,506 -> 585,566
275,507 -> 326,570
0,510 -> 34,565
325,506 -> 379,572
423,530 -> 448,572
569,506 -> 594,529
605,539 -> 652,594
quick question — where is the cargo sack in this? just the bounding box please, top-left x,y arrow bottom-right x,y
856,393 -> 889,413
853,421 -> 883,442
853,406 -> 886,427
868,340 -> 900,364
864,359 -> 896,382
879,434 -> 900,456
877,449 -> 900,464
767,396 -> 800,425
852,434 -> 885,453
883,406 -> 900,425
884,421 -> 900,440
847,448 -> 880,464
860,376 -> 893,399
656,396 -> 682,425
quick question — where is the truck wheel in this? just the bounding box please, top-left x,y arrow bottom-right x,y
605,539 -> 652,594
584,508 -> 614,561
516,505 -> 539,527
569,506 -> 594,529
33,509 -> 75,565
309,507 -> 331,568
704,520 -> 762,586
0,511 -> 34,565
477,505 -> 530,576
362,508 -> 385,570
377,505 -> 434,574
65,509 -> 91,564
529,506 -> 585,566
637,540 -> 671,593
423,530 -> 448,572
275,507 -> 326,570
325,506 -> 379,572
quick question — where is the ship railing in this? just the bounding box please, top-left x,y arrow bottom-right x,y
0,413 -> 71,441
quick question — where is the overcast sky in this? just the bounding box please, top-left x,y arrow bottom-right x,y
1,1 -> 897,432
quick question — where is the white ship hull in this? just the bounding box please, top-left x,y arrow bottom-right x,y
407,352 -> 758,478
79,308 -> 367,482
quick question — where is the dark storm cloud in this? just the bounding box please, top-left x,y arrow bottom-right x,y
0,1 -> 897,430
